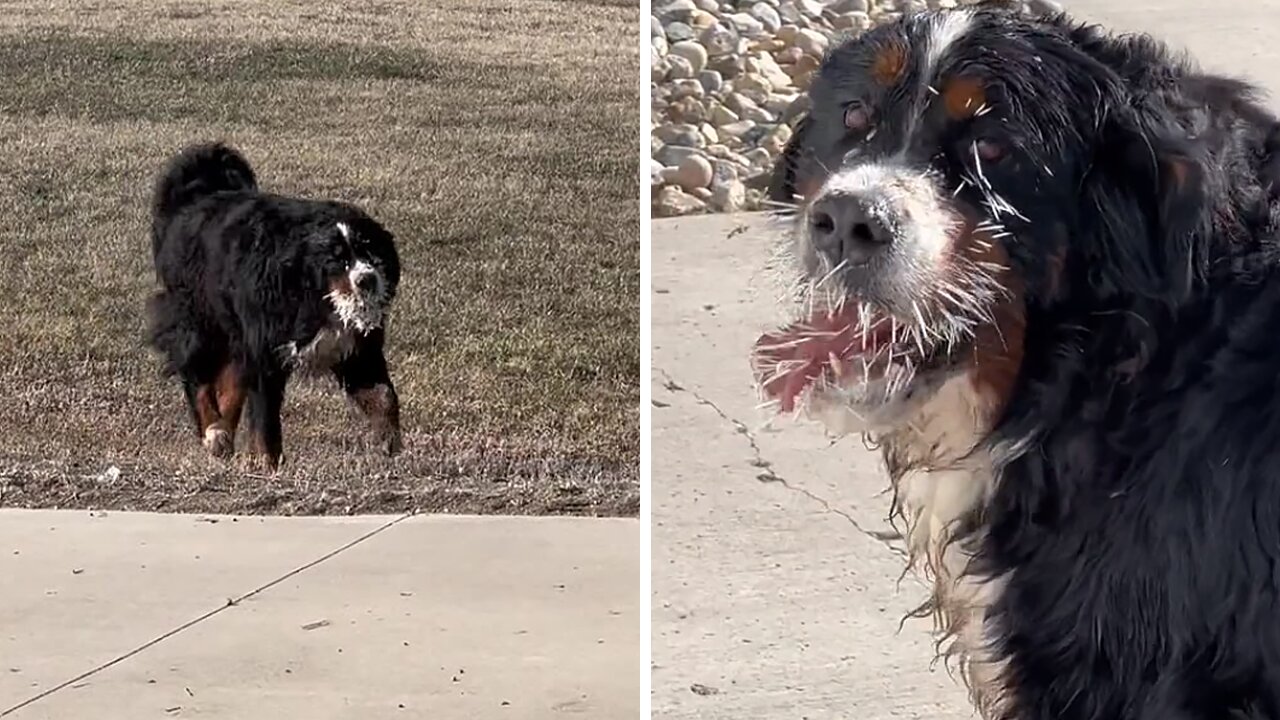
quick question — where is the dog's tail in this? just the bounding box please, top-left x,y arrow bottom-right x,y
152,142 -> 258,219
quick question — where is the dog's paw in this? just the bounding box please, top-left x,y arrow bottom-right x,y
380,429 -> 403,457
202,427 -> 234,459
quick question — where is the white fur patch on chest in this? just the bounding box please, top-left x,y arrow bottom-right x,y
280,326 -> 357,373
882,374 -> 1012,718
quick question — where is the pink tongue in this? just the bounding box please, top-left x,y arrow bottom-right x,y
752,306 -> 890,413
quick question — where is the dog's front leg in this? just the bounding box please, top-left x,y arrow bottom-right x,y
333,332 -> 402,456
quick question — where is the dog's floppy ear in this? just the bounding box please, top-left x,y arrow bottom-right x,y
1080,102 -> 1208,303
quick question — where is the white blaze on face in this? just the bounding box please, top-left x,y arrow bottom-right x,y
326,221 -> 386,332
924,9 -> 973,77
348,260 -> 379,296
895,9 -> 974,157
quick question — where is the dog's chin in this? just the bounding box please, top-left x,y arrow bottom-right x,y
327,290 -> 387,333
804,361 -> 956,437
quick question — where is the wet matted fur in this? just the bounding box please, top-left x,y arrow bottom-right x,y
754,4 -> 1280,718
147,142 -> 402,470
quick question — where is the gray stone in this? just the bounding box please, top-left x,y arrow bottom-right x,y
763,92 -> 800,114
723,91 -> 754,114
753,53 -> 793,91
743,147 -> 774,169
795,28 -> 829,56
693,0 -> 719,10
657,0 -> 697,22
674,154 -> 715,191
668,96 -> 709,124
699,123 -> 720,145
689,186 -> 713,200
654,185 -> 708,217
832,11 -> 873,32
708,102 -> 740,126
740,103 -> 776,123
655,122 -> 705,148
669,40 -> 709,74
726,12 -> 766,37
700,23 -> 742,57
711,159 -> 741,184
654,144 -> 707,168
670,78 -> 707,100
652,15 -> 666,37
651,53 -> 670,82
750,2 -> 783,32
690,9 -> 718,29
733,72 -> 774,103
829,0 -> 868,11
707,53 -> 745,80
650,161 -> 669,187
665,21 -> 696,42
667,53 -> 696,79
719,120 -> 758,138
711,178 -> 748,212
698,69 -> 724,94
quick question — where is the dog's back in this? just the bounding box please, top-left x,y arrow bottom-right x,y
150,142 -> 258,260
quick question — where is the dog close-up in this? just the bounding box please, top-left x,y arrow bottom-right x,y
753,4 -> 1280,719
147,142 -> 403,471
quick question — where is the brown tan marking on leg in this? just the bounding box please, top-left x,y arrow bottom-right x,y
193,383 -> 221,435
352,384 -> 402,456
203,363 -> 244,459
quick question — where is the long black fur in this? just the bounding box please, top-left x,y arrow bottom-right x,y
147,142 -> 402,469
773,7 -> 1280,718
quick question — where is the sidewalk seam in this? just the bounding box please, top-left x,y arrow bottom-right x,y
655,368 -> 906,560
1,510 -> 418,717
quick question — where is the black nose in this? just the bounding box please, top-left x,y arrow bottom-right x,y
355,273 -> 379,293
808,194 -> 894,266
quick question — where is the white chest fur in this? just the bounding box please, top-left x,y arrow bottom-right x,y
825,373 -> 1012,718
282,326 -> 357,373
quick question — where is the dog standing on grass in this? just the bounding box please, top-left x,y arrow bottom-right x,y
147,142 -> 403,470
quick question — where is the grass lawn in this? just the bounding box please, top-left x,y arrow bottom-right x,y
0,0 -> 640,516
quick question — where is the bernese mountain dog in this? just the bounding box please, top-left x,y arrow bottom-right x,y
753,4 -> 1280,718
147,142 -> 402,471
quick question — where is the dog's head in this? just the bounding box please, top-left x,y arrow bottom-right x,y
755,6 -> 1213,431
310,214 -> 400,333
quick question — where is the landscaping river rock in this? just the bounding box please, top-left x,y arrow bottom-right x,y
650,0 -> 1064,216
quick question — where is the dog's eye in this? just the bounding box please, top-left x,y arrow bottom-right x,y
973,137 -> 1006,163
844,103 -> 872,134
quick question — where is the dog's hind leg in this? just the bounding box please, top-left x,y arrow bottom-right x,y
244,370 -> 287,471
333,331 -> 402,456
183,374 -> 223,441
201,362 -> 245,459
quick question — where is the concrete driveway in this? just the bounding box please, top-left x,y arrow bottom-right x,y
0,511 -> 638,719
650,1 -> 1280,717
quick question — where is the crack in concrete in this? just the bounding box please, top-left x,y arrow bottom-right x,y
655,368 -> 907,560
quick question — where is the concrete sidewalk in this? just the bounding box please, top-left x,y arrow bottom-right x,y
0,511 -> 638,719
652,2 -> 1280,717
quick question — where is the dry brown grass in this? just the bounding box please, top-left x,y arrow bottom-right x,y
0,0 -> 640,517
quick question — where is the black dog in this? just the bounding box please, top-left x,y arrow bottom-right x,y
753,5 -> 1280,718
147,142 -> 402,470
